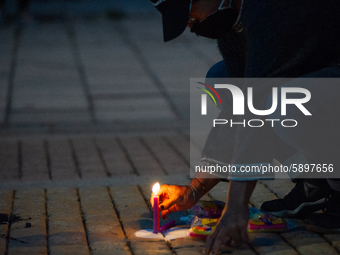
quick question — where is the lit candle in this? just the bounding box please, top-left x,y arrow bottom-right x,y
152,182 -> 160,233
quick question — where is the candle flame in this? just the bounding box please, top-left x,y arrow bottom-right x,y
152,182 -> 160,194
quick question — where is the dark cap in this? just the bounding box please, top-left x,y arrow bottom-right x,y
151,0 -> 191,42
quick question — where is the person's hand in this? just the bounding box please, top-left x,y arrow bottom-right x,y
150,184 -> 195,220
204,203 -> 249,254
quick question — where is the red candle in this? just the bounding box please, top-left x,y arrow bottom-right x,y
152,182 -> 160,233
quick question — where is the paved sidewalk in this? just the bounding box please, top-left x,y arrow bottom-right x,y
1,134 -> 340,255
1,6 -> 340,255
0,13 -> 220,135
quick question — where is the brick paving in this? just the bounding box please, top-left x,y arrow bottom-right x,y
0,4 -> 340,255
0,135 -> 340,254
0,13 -> 220,135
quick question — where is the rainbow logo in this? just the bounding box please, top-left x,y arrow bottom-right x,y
197,82 -> 223,107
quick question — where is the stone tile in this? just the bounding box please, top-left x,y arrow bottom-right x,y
78,187 -> 127,253
167,93 -> 190,120
17,47 -> 75,64
89,81 -> 160,96
12,94 -> 88,110
49,245 -> 90,255
118,137 -> 166,176
250,182 -> 278,209
10,110 -> 92,125
8,189 -> 47,255
48,221 -> 87,245
170,238 -> 205,250
21,139 -> 49,182
93,97 -> 176,122
323,234 -> 340,253
46,188 -> 82,220
260,179 -> 295,199
141,136 -> 188,175
109,186 -> 154,238
281,230 -> 338,255
0,190 -> 13,254
17,63 -> 73,80
74,20 -> 126,47
8,246 -> 47,255
160,81 -> 190,94
87,70 -> 152,85
163,135 -> 190,165
46,187 -> 88,253
47,138 -> 79,180
95,137 -> 135,176
70,138 -> 107,179
130,241 -> 172,255
89,241 -> 130,255
206,181 -> 229,201
0,140 -> 19,182
0,71 -> 9,95
250,232 -> 298,255
0,110 -> 4,124
79,47 -> 133,65
20,23 -> 69,45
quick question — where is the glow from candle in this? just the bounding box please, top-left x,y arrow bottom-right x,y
152,182 -> 160,194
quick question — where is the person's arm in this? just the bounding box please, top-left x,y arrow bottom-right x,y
190,172 -> 222,203
205,180 -> 257,253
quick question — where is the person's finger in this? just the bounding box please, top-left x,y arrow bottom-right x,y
211,235 -> 225,255
159,197 -> 177,210
162,205 -> 178,218
205,230 -> 218,254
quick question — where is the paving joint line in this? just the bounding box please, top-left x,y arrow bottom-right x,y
44,189 -> 51,255
65,21 -> 96,124
44,139 -> 52,180
258,181 -> 281,200
277,234 -> 301,255
92,138 -> 112,177
5,190 -> 15,255
116,137 -> 140,176
17,141 -> 22,181
322,235 -> 340,254
68,139 -> 82,179
162,136 -> 190,167
138,137 -> 169,176
92,92 -> 163,100
2,27 -> 21,127
114,21 -> 183,121
106,187 -> 134,255
76,188 -> 91,252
